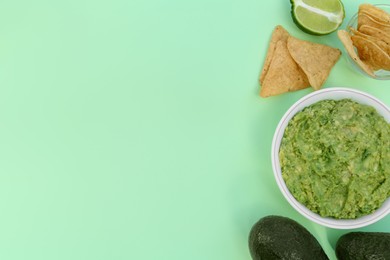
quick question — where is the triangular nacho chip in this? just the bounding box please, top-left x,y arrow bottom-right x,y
287,36 -> 341,90
359,4 -> 390,24
337,30 -> 375,77
349,27 -> 390,55
358,13 -> 390,34
351,35 -> 390,70
260,40 -> 310,97
259,25 -> 290,85
359,24 -> 390,45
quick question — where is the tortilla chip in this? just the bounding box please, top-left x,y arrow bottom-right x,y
349,27 -> 390,55
287,36 -> 341,90
337,30 -> 375,77
359,24 -> 390,45
351,35 -> 390,70
359,4 -> 390,24
358,13 -> 390,34
259,25 -> 290,85
260,41 -> 310,97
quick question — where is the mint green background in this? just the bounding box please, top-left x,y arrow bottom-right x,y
0,0 -> 389,259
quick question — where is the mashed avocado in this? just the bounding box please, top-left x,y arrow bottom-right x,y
280,99 -> 390,219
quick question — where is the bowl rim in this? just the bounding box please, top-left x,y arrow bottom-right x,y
271,87 -> 390,229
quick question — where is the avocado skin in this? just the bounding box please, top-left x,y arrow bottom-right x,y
336,232 -> 390,260
248,215 -> 329,260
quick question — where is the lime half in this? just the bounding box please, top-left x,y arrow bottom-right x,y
291,0 -> 345,35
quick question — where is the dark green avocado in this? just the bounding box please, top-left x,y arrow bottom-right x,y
248,215 -> 328,260
336,232 -> 390,260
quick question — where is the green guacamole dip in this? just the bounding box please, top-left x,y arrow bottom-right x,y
280,99 -> 390,219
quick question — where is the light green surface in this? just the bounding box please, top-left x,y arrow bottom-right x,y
0,0 -> 389,259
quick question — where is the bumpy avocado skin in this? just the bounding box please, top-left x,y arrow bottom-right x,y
248,215 -> 329,260
336,232 -> 390,260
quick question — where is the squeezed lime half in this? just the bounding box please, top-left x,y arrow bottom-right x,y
291,0 -> 345,35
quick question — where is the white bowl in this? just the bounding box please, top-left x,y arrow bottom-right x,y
272,87 -> 390,229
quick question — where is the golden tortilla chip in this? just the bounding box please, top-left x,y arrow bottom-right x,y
358,13 -> 390,34
259,25 -> 290,85
359,4 -> 390,24
287,36 -> 341,90
351,35 -> 390,70
337,30 -> 375,77
349,27 -> 390,55
359,24 -> 390,45
260,40 -> 310,97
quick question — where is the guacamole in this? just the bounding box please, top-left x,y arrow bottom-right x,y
280,99 -> 390,219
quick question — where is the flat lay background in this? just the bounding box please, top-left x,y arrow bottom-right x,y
0,0 -> 389,259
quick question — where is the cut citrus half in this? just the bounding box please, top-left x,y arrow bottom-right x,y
291,0 -> 345,35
